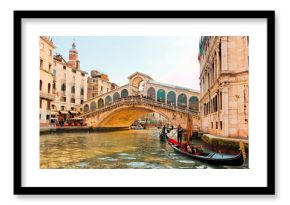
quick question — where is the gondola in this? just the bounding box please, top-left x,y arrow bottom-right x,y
167,137 -> 244,166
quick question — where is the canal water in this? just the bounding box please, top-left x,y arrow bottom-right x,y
40,129 -> 248,169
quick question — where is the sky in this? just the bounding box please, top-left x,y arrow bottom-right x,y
52,36 -> 201,90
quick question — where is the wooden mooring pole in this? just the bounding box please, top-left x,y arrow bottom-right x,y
239,141 -> 247,160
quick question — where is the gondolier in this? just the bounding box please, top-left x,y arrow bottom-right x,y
177,125 -> 183,145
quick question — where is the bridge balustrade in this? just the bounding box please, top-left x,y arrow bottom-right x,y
80,95 -> 199,118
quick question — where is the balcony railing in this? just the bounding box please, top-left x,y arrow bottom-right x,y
40,92 -> 55,101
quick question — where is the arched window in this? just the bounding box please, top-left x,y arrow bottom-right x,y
84,104 -> 89,113
48,83 -> 51,93
177,93 -> 187,108
90,101 -> 96,111
167,91 -> 176,106
71,85 -> 75,94
138,81 -> 145,92
189,96 -> 199,112
40,80 -> 42,91
105,96 -> 112,105
147,87 -> 155,100
121,89 -> 128,98
157,89 -> 165,103
98,98 -> 104,108
113,92 -> 120,101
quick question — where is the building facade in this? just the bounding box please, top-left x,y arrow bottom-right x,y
51,42 -> 88,121
199,36 -> 249,139
39,36 -> 55,126
87,70 -> 119,100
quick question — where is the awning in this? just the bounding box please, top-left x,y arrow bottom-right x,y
69,111 -> 79,114
59,111 -> 69,114
68,117 -> 84,121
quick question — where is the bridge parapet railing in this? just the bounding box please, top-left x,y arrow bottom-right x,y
80,96 -> 199,118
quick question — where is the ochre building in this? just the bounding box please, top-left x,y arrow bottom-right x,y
199,36 -> 249,139
39,36 -> 56,126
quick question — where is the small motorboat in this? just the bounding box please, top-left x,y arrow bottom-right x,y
167,137 -> 244,166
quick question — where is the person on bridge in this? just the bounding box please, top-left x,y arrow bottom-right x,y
177,125 -> 183,145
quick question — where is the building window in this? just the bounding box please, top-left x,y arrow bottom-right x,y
40,59 -> 43,69
220,121 -> 223,130
71,86 -> 75,94
48,83 -> 51,93
39,114 -> 41,119
61,83 -> 66,91
213,95 -> 218,112
70,98 -> 75,103
63,66 -> 66,70
211,122 -> 213,128
40,80 -> 42,91
71,107 -> 74,111
53,69 -> 56,76
61,97 -> 66,102
80,88 -> 84,95
216,122 -> 218,129
101,86 -> 103,91
49,49 -> 52,57
46,101 -> 50,110
220,92 -> 222,110
48,63 -> 52,73
61,106 -> 65,111
40,99 -> 42,108
46,115 -> 50,120
81,100 -> 83,104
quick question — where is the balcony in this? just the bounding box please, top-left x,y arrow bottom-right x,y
40,92 -> 55,101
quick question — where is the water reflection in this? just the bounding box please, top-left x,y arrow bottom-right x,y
40,129 -> 248,169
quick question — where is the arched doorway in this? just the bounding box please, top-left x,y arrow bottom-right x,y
177,93 -> 187,108
157,89 -> 165,103
167,91 -> 176,106
98,98 -> 104,108
121,89 -> 129,98
84,104 -> 89,113
113,92 -> 120,101
189,96 -> 199,112
90,101 -> 96,111
147,87 -> 155,100
105,96 -> 112,105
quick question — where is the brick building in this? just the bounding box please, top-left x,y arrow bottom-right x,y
87,70 -> 119,100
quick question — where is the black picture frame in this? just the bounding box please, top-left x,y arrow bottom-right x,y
14,10 -> 275,195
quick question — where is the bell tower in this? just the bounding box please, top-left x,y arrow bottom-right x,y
67,40 -> 80,69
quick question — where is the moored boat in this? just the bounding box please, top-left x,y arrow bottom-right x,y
167,138 -> 244,166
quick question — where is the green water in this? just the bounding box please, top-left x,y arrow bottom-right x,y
40,129 -> 248,169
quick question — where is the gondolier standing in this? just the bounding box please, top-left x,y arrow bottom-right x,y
177,125 -> 183,145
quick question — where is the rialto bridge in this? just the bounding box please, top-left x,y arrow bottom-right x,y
78,72 -> 200,129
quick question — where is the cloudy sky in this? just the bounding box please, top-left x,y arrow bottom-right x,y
52,36 -> 200,90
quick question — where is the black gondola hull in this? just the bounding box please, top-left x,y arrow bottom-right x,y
168,141 -> 244,166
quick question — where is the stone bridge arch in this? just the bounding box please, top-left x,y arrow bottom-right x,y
83,98 -> 200,129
